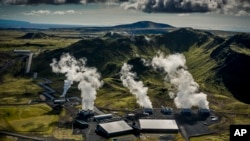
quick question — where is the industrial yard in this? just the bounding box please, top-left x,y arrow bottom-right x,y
35,75 -> 219,141
0,69 -> 219,141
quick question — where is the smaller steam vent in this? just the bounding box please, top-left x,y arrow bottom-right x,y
161,106 -> 173,115
180,108 -> 192,115
198,108 -> 210,116
143,108 -> 153,115
77,110 -> 95,120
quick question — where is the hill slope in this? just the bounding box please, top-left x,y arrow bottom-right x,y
32,28 -> 250,106
19,32 -> 54,39
211,33 -> 250,103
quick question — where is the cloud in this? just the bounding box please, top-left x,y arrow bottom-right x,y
24,9 -> 77,15
121,0 -> 250,16
53,10 -> 76,15
24,10 -> 50,15
177,13 -> 190,16
0,0 -> 124,5
1,0 -> 250,16
1,0 -> 71,4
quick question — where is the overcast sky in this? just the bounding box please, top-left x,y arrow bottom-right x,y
0,0 -> 250,32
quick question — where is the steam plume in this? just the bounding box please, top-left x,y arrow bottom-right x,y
151,52 -> 209,109
120,63 -> 152,108
50,53 -> 103,110
62,79 -> 72,97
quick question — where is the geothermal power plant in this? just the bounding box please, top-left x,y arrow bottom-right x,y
35,53 -> 219,140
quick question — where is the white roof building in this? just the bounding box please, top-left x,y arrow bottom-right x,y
139,119 -> 179,133
96,120 -> 133,137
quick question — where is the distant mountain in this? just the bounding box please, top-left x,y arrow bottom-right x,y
0,19 -> 174,30
0,19 -> 31,28
113,21 -> 174,28
0,19 -> 84,29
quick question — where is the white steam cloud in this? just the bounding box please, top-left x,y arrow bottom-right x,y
120,63 -> 152,108
50,53 -> 103,110
151,52 -> 209,109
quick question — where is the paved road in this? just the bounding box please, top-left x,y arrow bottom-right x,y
179,126 -> 189,141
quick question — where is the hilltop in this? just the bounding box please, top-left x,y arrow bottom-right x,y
19,32 -> 54,39
113,21 -> 174,28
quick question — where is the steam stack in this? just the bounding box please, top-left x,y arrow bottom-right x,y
161,106 -> 173,115
198,108 -> 210,116
77,110 -> 95,120
143,108 -> 153,115
180,108 -> 192,115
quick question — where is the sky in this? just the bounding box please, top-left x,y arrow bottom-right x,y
0,0 -> 250,32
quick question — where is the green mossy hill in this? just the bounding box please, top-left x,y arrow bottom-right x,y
154,28 -> 212,52
33,28 -> 250,105
19,32 -> 54,39
0,53 -> 26,77
211,33 -> 250,104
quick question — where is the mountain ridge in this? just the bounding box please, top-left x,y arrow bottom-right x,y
0,19 -> 85,29
0,19 -> 174,29
113,21 -> 174,28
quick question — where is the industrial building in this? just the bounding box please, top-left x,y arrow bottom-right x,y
93,114 -> 112,121
198,108 -> 210,116
180,108 -> 192,115
95,120 -> 133,138
78,110 -> 95,117
75,110 -> 95,121
53,98 -> 68,104
161,106 -> 173,115
143,108 -> 153,115
73,119 -> 89,129
139,119 -> 179,133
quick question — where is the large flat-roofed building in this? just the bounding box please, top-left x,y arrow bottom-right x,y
139,119 -> 179,133
96,120 -> 133,138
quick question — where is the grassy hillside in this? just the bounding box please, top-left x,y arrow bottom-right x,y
1,28 -> 250,140
0,29 -> 80,52
32,28 -> 250,108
